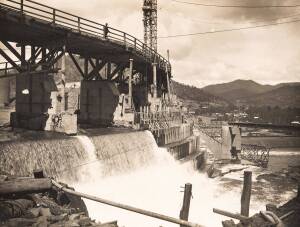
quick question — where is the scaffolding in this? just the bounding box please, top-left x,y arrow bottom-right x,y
143,0 -> 157,51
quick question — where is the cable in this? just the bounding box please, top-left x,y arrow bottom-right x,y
158,18 -> 300,38
171,0 -> 300,8
183,12 -> 300,25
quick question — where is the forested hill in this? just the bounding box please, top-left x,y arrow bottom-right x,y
171,80 -> 227,103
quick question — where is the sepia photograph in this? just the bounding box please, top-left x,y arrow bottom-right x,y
0,0 -> 299,226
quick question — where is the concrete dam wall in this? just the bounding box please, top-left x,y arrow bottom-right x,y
0,130 -> 158,180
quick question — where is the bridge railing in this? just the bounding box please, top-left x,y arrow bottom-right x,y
0,0 -> 170,71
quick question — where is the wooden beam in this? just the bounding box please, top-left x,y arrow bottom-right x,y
84,57 -> 88,77
69,53 -> 84,78
110,63 -> 126,80
241,171 -> 252,217
213,208 -> 251,222
0,68 -> 60,79
28,47 -> 42,63
1,41 -> 23,62
46,49 -> 64,68
88,58 -> 96,68
0,49 -> 22,72
0,178 -> 52,195
52,180 -> 204,227
86,58 -> 101,80
106,62 -> 111,80
179,183 -> 192,226
86,60 -> 107,80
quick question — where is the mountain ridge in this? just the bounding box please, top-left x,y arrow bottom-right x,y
201,79 -> 300,107
173,79 -> 300,108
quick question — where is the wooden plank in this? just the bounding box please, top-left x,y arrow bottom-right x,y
213,208 -> 250,222
51,180 -> 204,227
69,53 -> 84,78
0,178 -> 52,195
180,183 -> 192,227
1,40 -> 23,62
0,49 -> 22,72
241,171 -> 252,217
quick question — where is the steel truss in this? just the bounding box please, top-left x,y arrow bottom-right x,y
241,144 -> 270,168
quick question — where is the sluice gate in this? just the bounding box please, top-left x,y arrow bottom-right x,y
196,117 -> 271,167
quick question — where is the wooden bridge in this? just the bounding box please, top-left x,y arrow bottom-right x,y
0,0 -> 172,131
229,122 -> 300,132
0,0 -> 171,79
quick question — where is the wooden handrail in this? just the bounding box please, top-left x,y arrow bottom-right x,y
1,0 -> 170,70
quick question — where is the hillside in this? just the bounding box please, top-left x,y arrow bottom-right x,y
244,85 -> 300,108
202,79 -> 274,101
171,80 -> 228,104
202,79 -> 300,108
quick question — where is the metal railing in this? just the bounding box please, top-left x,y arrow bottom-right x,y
0,0 -> 171,71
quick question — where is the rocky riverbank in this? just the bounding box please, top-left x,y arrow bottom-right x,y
209,161 -> 300,227
0,173 -> 118,227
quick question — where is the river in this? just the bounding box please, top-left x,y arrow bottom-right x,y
71,135 -> 299,227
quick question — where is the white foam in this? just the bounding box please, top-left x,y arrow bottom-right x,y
75,135 -> 103,182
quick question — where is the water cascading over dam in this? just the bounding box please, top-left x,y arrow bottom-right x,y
0,130 -> 158,181
0,130 -> 270,227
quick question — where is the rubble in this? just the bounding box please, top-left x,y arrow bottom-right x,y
218,164 -> 300,227
0,175 -> 119,227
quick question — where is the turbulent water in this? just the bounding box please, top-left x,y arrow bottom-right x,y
70,133 -> 274,227
1,130 -> 298,227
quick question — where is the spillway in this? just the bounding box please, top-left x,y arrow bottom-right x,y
0,129 -> 294,227
0,130 -> 158,181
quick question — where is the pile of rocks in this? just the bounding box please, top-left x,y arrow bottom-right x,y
0,174 -> 118,227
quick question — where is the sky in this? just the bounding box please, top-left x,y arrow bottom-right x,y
1,0 -> 300,87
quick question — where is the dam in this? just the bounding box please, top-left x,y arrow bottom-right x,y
0,1 -> 300,227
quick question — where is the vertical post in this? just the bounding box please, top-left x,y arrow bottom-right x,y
78,17 -> 81,32
106,62 -> 111,80
123,33 -> 126,45
29,46 -> 35,113
84,58 -> 88,78
20,0 -> 24,14
21,45 -> 26,67
134,38 -> 137,50
20,44 -> 26,113
166,49 -> 171,102
5,62 -> 7,76
41,48 -> 46,113
297,183 -> 300,201
180,183 -> 192,227
152,62 -> 157,98
241,171 -> 252,217
128,58 -> 133,109
53,9 -> 56,23
61,46 -> 66,112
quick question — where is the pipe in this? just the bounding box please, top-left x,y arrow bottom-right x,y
128,58 -> 133,109
51,180 -> 204,227
213,208 -> 251,222
152,62 -> 157,98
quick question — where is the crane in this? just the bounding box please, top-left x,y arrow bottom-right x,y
142,0 -> 157,51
